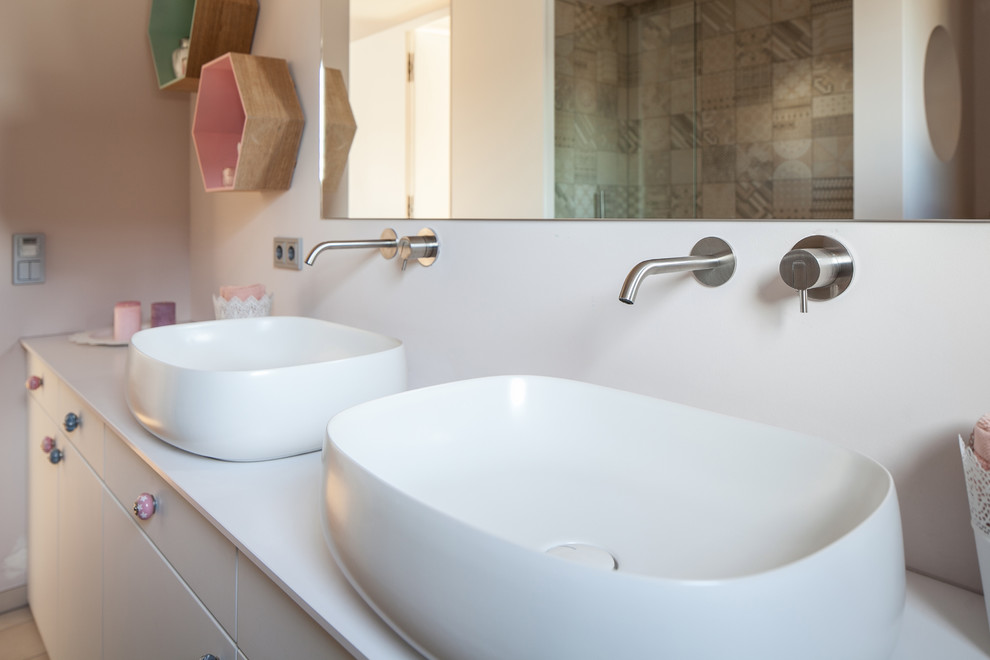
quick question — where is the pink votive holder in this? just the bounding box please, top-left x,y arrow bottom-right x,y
113,301 -> 142,342
151,301 -> 176,328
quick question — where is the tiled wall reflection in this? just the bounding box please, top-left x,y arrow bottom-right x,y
554,0 -> 853,219
555,1 -> 627,218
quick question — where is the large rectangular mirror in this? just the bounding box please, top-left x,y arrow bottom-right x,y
321,0 -> 982,220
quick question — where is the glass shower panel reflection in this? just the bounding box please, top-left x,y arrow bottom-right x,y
555,0 -> 697,219
554,0 -> 854,220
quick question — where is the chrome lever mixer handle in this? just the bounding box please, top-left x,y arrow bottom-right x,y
778,237 -> 853,313
397,228 -> 439,271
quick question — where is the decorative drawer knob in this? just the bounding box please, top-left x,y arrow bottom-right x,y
48,448 -> 63,465
201,655 -> 220,660
25,376 -> 43,391
63,412 -> 80,432
40,436 -> 56,453
133,493 -> 157,520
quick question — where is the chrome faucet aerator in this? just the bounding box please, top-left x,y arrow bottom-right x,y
618,237 -> 735,304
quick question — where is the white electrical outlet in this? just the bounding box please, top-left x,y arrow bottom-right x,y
273,237 -> 302,270
13,233 -> 45,284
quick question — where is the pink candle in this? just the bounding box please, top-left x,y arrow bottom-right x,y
219,284 -> 266,301
151,302 -> 176,327
113,301 -> 142,342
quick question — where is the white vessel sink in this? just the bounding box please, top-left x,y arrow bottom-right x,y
127,316 -> 405,461
323,375 -> 905,660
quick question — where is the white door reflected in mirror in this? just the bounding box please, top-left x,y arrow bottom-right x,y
348,7 -> 450,218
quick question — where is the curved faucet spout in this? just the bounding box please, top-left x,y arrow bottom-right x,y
619,255 -> 726,304
618,237 -> 736,304
304,229 -> 399,265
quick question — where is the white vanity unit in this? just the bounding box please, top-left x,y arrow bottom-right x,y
22,334 -> 417,660
19,333 -> 990,660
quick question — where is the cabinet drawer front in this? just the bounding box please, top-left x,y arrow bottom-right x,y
57,383 -> 104,476
237,557 -> 354,660
25,352 -> 58,415
103,492 -> 236,660
104,430 -> 236,636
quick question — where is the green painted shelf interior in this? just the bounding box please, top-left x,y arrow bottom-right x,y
148,0 -> 196,90
147,0 -> 258,93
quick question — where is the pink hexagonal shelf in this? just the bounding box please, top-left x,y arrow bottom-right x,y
192,53 -> 305,191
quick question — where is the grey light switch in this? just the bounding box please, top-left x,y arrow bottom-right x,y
13,233 -> 45,285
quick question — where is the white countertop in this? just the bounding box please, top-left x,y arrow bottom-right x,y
895,572 -> 990,658
20,333 -> 990,660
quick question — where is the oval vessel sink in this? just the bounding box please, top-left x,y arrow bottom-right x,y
127,316 -> 405,461
323,375 -> 905,660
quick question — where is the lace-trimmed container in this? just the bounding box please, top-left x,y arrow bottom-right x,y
959,436 -> 990,626
212,293 -> 272,319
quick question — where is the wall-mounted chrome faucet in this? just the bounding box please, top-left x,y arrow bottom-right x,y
778,236 -> 853,313
304,228 -> 399,265
305,228 -> 439,269
619,237 -> 735,304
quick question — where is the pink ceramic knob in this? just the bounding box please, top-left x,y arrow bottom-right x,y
26,376 -> 43,391
40,436 -> 55,453
132,493 -> 157,520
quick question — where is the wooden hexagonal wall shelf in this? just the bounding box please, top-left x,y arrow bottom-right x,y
148,0 -> 258,92
192,53 -> 305,192
321,67 -> 357,215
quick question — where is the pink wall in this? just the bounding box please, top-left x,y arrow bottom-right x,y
0,0 -> 190,607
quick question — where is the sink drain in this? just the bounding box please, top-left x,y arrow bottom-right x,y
545,543 -> 617,570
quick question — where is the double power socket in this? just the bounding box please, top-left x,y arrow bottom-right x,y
273,237 -> 302,270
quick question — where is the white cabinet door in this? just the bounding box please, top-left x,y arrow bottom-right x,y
102,491 -> 236,660
55,440 -> 103,660
237,557 -> 354,659
27,397 -> 59,653
27,394 -> 103,660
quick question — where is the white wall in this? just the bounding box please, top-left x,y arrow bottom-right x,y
854,0 -> 904,219
187,0 -> 990,593
196,212 -> 990,594
902,0 -> 973,218
0,0 -> 190,608
856,0 -> 976,219
449,0 -> 550,218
